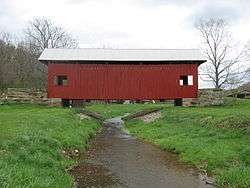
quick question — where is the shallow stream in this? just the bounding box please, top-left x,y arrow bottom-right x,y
70,117 -> 214,188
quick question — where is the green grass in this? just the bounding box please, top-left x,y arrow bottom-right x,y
0,104 -> 100,188
124,99 -> 250,188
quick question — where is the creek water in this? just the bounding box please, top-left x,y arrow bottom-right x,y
70,117 -> 214,188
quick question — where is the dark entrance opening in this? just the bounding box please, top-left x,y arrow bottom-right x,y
62,99 -> 70,107
180,75 -> 188,86
55,75 -> 68,86
174,98 -> 183,106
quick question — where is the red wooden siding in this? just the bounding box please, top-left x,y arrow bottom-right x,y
47,63 -> 198,100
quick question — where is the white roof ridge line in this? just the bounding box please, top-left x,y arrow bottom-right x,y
44,48 -> 200,50
39,48 -> 206,62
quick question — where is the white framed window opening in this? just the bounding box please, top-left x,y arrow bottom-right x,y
179,75 -> 193,86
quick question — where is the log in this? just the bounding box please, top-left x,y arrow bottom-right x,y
122,107 -> 163,121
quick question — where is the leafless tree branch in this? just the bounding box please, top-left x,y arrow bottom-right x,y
196,18 -> 247,89
24,17 -> 78,57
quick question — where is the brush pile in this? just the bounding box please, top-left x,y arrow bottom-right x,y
0,88 -> 59,105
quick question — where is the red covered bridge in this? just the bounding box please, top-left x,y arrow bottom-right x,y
39,49 -> 206,105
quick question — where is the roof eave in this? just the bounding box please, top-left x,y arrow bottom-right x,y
38,59 -> 207,65
39,60 -> 49,65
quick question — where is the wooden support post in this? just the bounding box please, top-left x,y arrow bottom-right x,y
61,99 -> 70,107
174,98 -> 183,106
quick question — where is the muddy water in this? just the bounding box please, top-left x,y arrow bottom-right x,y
70,117 -> 214,188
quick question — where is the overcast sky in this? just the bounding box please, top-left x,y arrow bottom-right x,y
0,0 -> 249,87
1,0 -> 250,48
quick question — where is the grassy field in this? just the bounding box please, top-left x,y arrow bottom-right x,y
88,100 -> 250,188
0,104 -> 100,188
1,100 -> 249,187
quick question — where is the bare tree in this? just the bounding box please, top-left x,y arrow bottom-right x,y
196,18 -> 246,89
1,17 -> 79,90
0,31 -> 14,89
0,32 -> 12,45
246,42 -> 250,82
246,68 -> 250,82
24,17 -> 78,56
23,17 -> 78,89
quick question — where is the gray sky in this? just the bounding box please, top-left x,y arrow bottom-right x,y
1,0 -> 249,48
0,0 -> 249,87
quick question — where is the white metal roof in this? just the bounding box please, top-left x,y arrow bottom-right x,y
38,48 -> 206,62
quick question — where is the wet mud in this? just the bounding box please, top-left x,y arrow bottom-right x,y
70,117 -> 214,188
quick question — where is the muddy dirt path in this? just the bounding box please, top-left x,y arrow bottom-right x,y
70,117 -> 214,188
